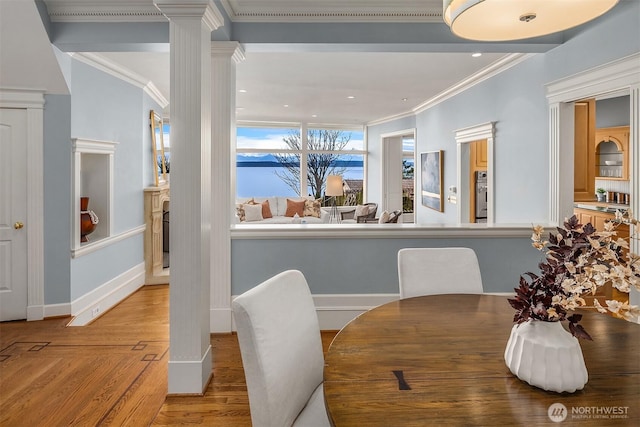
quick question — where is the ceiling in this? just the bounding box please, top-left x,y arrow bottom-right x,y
39,0 -> 532,125
98,50 -> 508,125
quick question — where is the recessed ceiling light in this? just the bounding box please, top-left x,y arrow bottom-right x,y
312,114 -> 317,118
402,98 -> 408,102
238,89 -> 247,93
472,52 -> 482,58
347,95 -> 355,99
283,104 -> 289,108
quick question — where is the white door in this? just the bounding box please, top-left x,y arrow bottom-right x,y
0,108 -> 28,321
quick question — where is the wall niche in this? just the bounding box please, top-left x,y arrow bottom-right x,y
71,138 -> 117,258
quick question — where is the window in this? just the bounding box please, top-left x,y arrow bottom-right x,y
236,124 -> 365,203
402,136 -> 415,214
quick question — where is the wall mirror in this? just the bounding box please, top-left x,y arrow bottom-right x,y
150,110 -> 168,186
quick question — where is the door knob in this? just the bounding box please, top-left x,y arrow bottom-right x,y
14,221 -> 24,229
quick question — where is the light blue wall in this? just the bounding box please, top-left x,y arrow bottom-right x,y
43,94 -> 72,304
366,115 -> 415,205
596,96 -> 630,128
366,0 -> 639,226
68,58 -> 162,300
231,236 -> 541,295
41,56 -> 162,303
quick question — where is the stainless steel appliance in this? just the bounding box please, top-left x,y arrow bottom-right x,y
475,171 -> 487,223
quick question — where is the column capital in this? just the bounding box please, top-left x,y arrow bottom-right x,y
211,41 -> 245,64
154,0 -> 223,31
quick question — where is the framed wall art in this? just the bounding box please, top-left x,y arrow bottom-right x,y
421,150 -> 443,212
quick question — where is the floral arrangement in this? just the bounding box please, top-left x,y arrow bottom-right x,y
508,212 -> 640,340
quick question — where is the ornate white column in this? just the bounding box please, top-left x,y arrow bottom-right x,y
210,41 -> 244,333
154,0 -> 223,394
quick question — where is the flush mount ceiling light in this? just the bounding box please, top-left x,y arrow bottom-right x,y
443,0 -> 619,41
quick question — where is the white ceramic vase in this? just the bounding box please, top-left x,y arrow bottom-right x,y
504,319 -> 588,393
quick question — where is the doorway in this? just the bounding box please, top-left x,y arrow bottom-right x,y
381,129 -> 416,223
455,122 -> 495,225
0,108 -> 28,321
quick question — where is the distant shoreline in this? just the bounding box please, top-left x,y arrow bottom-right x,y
237,160 -> 364,167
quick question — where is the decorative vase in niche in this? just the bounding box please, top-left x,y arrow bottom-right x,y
80,197 -> 99,242
504,319 -> 588,393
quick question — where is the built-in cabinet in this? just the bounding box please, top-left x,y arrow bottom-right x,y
573,206 -> 629,307
595,126 -> 629,180
573,100 -> 596,201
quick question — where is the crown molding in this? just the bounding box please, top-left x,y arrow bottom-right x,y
70,52 -> 169,107
45,0 -> 167,22
367,53 -> 534,127
220,0 -> 443,23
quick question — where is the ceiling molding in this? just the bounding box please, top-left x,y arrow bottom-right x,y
367,53 -> 534,127
220,0 -> 443,23
70,52 -> 169,107
45,0 -> 167,22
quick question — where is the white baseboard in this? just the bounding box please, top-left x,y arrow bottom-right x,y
225,293 -> 399,333
313,293 -> 399,330
168,345 -> 212,395
210,307 -> 233,333
67,263 -> 145,326
44,302 -> 72,318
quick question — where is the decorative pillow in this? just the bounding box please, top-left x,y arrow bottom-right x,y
303,198 -> 322,218
243,203 -> 264,222
354,204 -> 371,218
378,210 -> 391,224
285,198 -> 306,217
236,198 -> 254,221
249,199 -> 272,219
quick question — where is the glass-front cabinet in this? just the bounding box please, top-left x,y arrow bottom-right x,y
595,126 -> 629,180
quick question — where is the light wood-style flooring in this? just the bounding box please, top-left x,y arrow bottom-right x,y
0,285 -> 337,426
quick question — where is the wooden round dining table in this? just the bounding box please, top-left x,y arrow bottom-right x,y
323,294 -> 639,426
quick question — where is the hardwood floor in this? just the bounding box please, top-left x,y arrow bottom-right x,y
0,285 -> 337,426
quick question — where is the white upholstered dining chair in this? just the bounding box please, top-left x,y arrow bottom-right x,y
232,270 -> 331,427
397,247 -> 484,299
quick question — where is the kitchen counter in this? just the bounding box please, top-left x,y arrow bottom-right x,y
573,201 -> 629,214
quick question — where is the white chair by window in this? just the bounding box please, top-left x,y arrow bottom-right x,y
397,247 -> 483,299
232,270 -> 330,427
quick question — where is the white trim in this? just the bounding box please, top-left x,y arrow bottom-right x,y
228,293 -> 399,331
1,89 -> 46,321
47,1 -> 167,22
44,302 -> 72,319
220,0 -> 443,23
230,223 -> 539,239
0,89 -> 46,109
454,122 -> 495,225
71,224 -> 146,258
368,53 -> 533,127
167,345 -> 213,394
546,53 -> 640,104
71,137 -> 118,252
545,53 -> 640,225
70,53 -> 169,108
72,137 -> 119,153
67,263 -> 145,326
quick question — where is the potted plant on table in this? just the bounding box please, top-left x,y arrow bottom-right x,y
505,212 -> 639,393
596,187 -> 606,202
